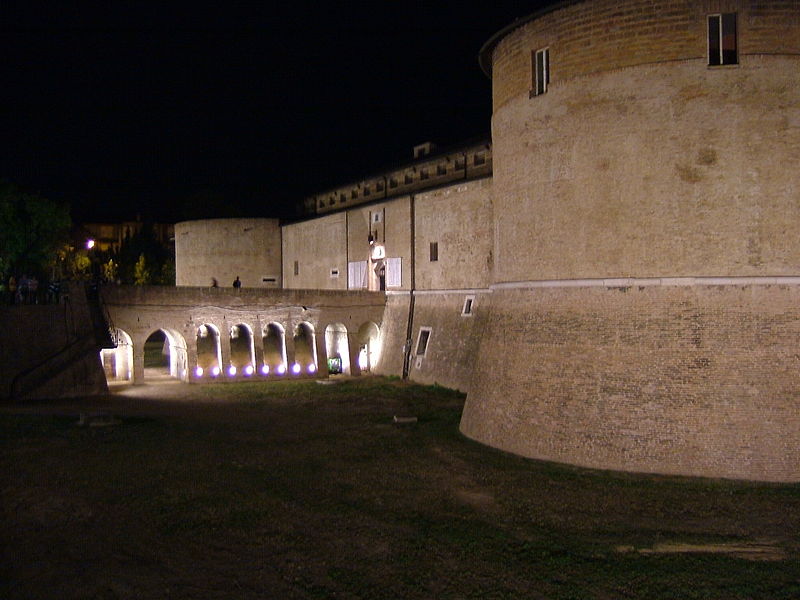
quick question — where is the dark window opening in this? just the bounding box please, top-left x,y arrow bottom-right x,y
533,48 -> 550,96
293,261 -> 299,276
708,13 -> 737,66
430,242 -> 438,262
437,164 -> 447,176
416,329 -> 431,356
462,297 -> 474,315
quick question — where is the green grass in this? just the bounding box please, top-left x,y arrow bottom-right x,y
1,377 -> 798,599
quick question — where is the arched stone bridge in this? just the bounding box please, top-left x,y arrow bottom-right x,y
100,285 -> 386,384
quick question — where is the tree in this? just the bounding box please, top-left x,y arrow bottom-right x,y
133,254 -> 151,285
0,182 -> 71,281
114,222 -> 172,284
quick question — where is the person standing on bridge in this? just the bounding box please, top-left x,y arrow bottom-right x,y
233,276 -> 241,290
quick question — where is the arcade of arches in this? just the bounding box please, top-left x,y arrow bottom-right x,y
101,319 -> 382,384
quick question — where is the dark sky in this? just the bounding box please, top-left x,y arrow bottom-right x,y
2,2 -> 551,223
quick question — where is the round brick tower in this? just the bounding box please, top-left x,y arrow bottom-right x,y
460,0 -> 800,481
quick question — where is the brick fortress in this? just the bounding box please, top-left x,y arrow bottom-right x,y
172,1 -> 799,482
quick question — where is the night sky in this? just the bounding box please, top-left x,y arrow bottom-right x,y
3,2 -> 551,223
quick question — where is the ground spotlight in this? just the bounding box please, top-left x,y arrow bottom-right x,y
261,364 -> 270,375
195,366 -> 204,377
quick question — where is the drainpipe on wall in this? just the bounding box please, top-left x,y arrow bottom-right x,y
402,193 -> 416,379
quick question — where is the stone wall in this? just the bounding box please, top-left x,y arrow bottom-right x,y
282,213 -> 347,290
462,282 -> 800,481
491,55 -> 800,283
175,219 -> 282,289
405,291 -> 488,392
489,0 -> 800,111
414,178 -> 493,291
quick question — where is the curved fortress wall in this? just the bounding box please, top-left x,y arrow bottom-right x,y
461,0 -> 800,481
175,219 -> 282,288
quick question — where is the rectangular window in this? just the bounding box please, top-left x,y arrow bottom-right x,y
385,257 -> 402,287
436,164 -> 447,176
293,260 -> 299,276
389,178 -> 398,189
429,241 -> 438,262
532,47 -> 550,96
461,295 -> 475,316
708,13 -> 737,66
416,327 -> 432,357
330,268 -> 339,279
420,168 -> 429,180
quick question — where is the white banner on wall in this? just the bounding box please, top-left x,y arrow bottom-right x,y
348,261 -> 367,289
386,257 -> 402,287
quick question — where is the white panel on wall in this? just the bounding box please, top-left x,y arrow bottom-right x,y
348,261 -> 367,289
386,257 -> 402,287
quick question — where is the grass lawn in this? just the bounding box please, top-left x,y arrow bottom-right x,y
1,377 -> 798,599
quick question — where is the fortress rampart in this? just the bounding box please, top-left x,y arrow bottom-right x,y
461,0 -> 800,481
139,0 -> 799,481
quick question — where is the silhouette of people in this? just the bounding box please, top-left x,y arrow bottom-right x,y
211,277 -> 218,287
233,276 -> 241,290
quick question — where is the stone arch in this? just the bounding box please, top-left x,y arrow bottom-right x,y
324,323 -> 350,375
292,321 -> 318,375
262,322 -> 287,375
196,323 -> 222,377
229,323 -> 256,376
100,328 -> 133,382
356,321 -> 381,373
144,328 -> 188,382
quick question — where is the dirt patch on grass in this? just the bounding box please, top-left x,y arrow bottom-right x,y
617,540 -> 787,561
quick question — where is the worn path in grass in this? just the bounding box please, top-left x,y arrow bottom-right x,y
2,377 -> 799,599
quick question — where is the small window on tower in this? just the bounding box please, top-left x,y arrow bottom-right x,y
293,261 -> 299,276
461,295 -> 475,316
708,13 -> 737,66
416,327 -> 432,357
429,242 -> 438,262
532,47 -> 550,96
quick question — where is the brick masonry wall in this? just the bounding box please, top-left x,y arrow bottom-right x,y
462,283 -> 800,482
283,213 -> 348,290
406,292 -> 489,392
491,0 -> 800,111
414,178 -> 494,291
175,219 -> 282,289
492,55 -> 800,282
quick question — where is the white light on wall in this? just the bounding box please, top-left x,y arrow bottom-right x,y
307,363 -> 317,374
277,364 -> 286,375
211,366 -> 220,377
261,364 -> 270,375
86,239 -> 95,249
244,365 -> 254,376
291,363 -> 301,375
228,365 -> 237,376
